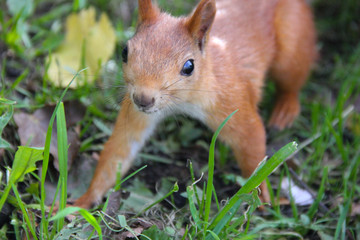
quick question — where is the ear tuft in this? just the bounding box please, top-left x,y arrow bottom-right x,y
186,0 -> 216,51
138,0 -> 160,23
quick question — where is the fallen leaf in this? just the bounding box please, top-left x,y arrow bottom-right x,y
351,202 -> 360,217
121,227 -> 143,239
105,191 -> 123,216
46,7 -> 116,88
117,219 -> 157,240
44,153 -> 98,205
13,101 -> 85,170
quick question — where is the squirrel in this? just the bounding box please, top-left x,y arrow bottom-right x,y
73,0 -> 317,209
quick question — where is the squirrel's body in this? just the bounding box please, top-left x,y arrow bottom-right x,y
74,0 -> 317,208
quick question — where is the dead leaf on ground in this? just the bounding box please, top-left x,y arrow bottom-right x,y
118,227 -> 143,239
13,101 -> 86,171
115,219 -> 158,240
0,149 -> 4,161
46,7 -> 116,88
105,191 -> 123,216
351,202 -> 360,217
44,153 -> 98,204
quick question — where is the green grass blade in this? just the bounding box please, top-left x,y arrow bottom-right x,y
12,184 -> 38,240
187,185 -> 202,229
284,164 -> 298,220
0,98 -> 16,105
239,142 -> 297,194
212,185 -> 220,211
208,142 -> 298,234
116,165 -> 148,190
181,225 -> 190,240
334,203 -> 350,240
307,167 -> 328,219
11,211 -> 21,240
207,195 -> 247,239
204,110 -> 238,228
189,161 -> 201,206
206,230 -> 220,240
0,57 -> 6,95
50,206 -> 103,240
0,147 -> 43,212
265,177 -> 275,209
0,191 -> 19,208
0,186 -> 12,214
134,182 -> 179,218
334,154 -> 360,239
275,170 -> 285,215
10,68 -> 28,90
56,102 -> 68,230
41,69 -> 86,235
199,182 -> 206,219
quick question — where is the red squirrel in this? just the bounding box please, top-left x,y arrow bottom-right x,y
73,0 -> 317,208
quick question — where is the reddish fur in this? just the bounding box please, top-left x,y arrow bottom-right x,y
137,0 -> 160,23
74,0 -> 317,208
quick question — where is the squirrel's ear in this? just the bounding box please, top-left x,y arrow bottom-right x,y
138,0 -> 160,23
185,0 -> 216,52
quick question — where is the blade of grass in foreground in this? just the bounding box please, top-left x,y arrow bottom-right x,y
307,167 -> 328,219
334,153 -> 360,239
40,69 -> 86,237
56,102 -> 68,231
284,164 -> 299,221
203,110 -> 238,231
12,184 -> 39,240
0,147 -> 43,212
50,207 -> 103,240
187,185 -> 202,229
208,142 -> 298,238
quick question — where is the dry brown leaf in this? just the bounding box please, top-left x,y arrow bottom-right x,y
13,101 -> 85,170
351,202 -> 360,216
0,149 -> 4,161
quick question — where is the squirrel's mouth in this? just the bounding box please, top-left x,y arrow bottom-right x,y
136,106 -> 159,114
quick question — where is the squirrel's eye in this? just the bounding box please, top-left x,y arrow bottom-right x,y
122,45 -> 128,63
180,59 -> 194,76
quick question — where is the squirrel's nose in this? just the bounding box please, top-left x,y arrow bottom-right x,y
133,93 -> 155,110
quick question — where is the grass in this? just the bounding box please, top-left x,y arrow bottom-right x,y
0,0 -> 360,239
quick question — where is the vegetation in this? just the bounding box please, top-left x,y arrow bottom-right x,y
0,0 -> 359,239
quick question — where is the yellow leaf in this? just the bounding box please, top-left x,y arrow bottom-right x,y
46,7 -> 116,88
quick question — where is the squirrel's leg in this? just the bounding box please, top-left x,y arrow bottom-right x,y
74,97 -> 157,209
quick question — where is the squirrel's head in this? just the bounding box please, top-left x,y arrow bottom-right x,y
122,0 -> 216,115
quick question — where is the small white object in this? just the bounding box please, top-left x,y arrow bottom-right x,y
281,178 -> 314,206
